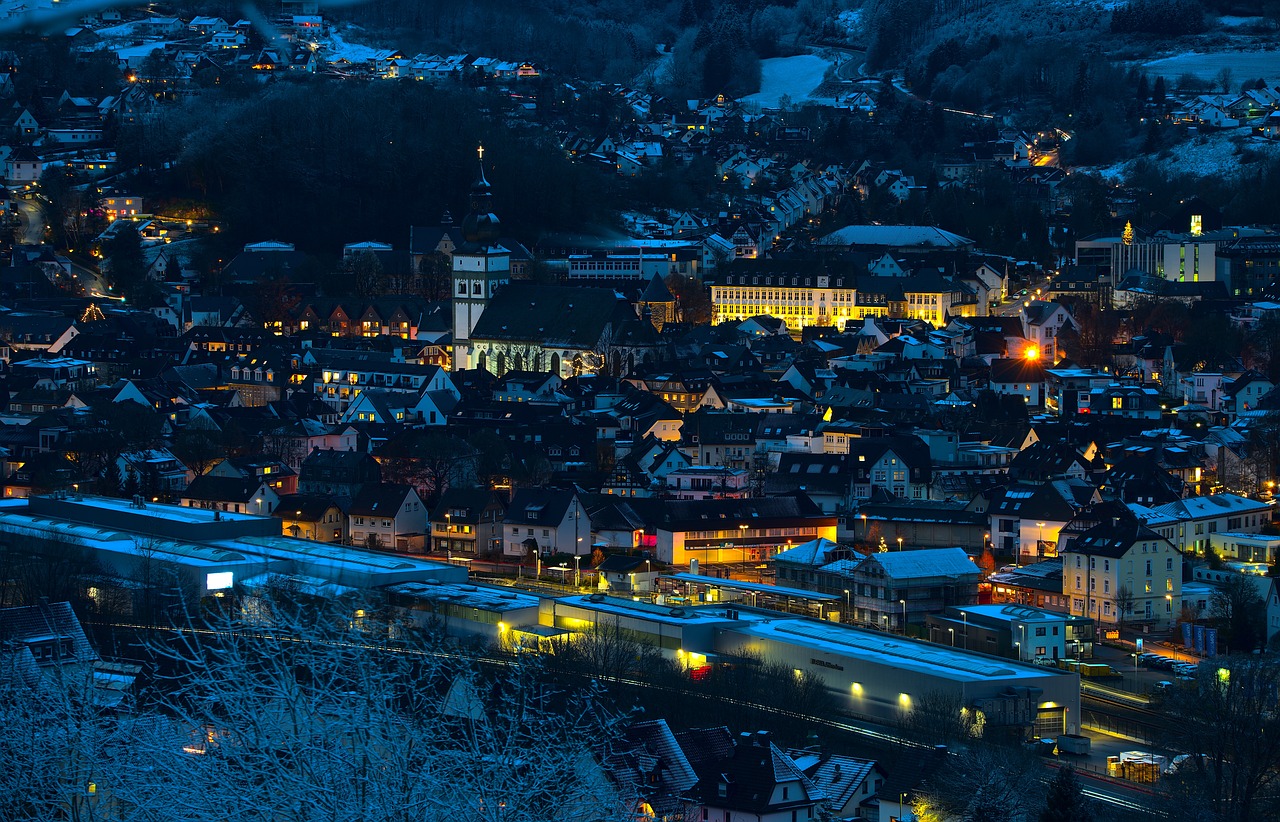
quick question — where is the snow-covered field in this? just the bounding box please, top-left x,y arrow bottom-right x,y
1218,15 -> 1265,27
1086,132 -> 1280,182
1144,51 -> 1280,82
324,28 -> 384,64
741,54 -> 834,109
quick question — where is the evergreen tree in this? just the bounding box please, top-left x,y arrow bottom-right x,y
1152,74 -> 1167,105
1039,765 -> 1094,822
678,0 -> 698,28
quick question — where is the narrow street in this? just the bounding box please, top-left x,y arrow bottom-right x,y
15,196 -> 45,245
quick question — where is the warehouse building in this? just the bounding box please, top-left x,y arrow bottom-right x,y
541,594 -> 1080,737
0,494 -> 464,601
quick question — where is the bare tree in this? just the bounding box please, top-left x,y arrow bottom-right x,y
1115,585 -> 1135,633
921,743 -> 1043,822
85,593 -> 634,822
900,689 -> 981,746
0,655 -> 123,822
1157,656 -> 1280,820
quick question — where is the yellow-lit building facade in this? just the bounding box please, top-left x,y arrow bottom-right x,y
711,271 -> 886,333
712,271 -> 981,334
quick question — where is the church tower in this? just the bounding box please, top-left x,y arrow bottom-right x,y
452,146 -> 510,372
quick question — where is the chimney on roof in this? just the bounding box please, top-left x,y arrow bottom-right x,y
754,730 -> 770,747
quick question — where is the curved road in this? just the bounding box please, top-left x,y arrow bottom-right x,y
15,197 -> 112,298
15,196 -> 45,245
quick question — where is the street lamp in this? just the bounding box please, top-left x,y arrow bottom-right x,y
899,598 -> 906,634
896,536 -> 903,552
1035,522 -> 1046,559
444,510 -> 451,555
843,588 -> 851,622
573,554 -> 581,588
861,513 -> 868,540
961,612 -> 968,650
948,627 -> 955,646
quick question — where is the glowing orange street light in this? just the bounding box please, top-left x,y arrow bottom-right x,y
1023,346 -> 1040,361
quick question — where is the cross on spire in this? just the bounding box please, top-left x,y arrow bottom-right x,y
477,144 -> 484,161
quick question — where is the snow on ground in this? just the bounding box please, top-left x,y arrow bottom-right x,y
92,20 -> 145,39
741,54 -> 835,109
1218,16 -> 1265,27
113,40 -> 173,60
323,27 -> 383,64
836,9 -> 863,37
1050,0 -> 1125,8
1144,51 -> 1280,82
1082,131 -> 1280,183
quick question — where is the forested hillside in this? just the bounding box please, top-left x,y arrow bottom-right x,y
178,0 -> 850,96
118,81 -> 618,253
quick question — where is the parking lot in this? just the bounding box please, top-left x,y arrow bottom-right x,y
1090,643 -> 1206,695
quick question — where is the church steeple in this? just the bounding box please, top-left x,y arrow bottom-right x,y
452,144 -> 512,372
461,144 -> 501,246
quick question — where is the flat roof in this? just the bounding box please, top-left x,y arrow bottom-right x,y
663,572 -> 842,601
386,581 -> 542,613
952,604 -> 1069,622
40,494 -> 262,524
557,594 -> 739,627
229,536 -> 455,575
0,510 -> 250,567
731,615 -> 1067,685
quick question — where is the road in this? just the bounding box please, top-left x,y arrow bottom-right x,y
15,196 -> 45,245
13,196 -> 112,298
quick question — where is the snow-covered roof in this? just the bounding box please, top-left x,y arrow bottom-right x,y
819,224 -> 974,248
866,547 -> 980,579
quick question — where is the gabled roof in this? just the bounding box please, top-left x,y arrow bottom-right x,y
857,547 -> 981,580
1065,520 -> 1168,559
0,600 -> 98,686
430,487 -> 504,524
348,482 -> 416,516
505,487 -> 578,525
471,284 -> 656,349
276,493 -> 342,521
772,537 -> 844,567
677,728 -> 824,814
182,474 -> 268,503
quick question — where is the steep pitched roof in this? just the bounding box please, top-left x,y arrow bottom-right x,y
859,547 -> 980,580
471,284 -> 656,349
1066,520 -> 1167,559
348,483 -> 416,517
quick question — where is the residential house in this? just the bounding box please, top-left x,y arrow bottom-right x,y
115,449 -> 192,495
298,448 -> 382,499
677,728 -> 825,822
348,483 -> 427,550
275,493 -> 346,542
1133,493 -> 1272,556
180,475 -> 280,515
207,455 -> 297,497
595,554 -> 658,594
429,488 -> 507,558
502,488 -> 590,558
1061,519 -> 1181,626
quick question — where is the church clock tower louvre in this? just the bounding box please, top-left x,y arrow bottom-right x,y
452,145 -> 512,372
